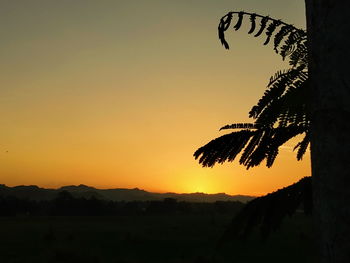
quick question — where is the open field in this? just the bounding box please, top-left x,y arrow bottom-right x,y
0,214 -> 315,263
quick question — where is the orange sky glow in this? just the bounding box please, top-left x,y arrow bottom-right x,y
0,0 -> 309,196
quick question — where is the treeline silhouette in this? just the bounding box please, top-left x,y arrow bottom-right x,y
219,177 -> 312,242
0,190 -> 244,216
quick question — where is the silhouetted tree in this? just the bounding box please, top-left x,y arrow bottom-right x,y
194,10 -> 311,239
220,177 -> 312,242
194,11 -> 309,169
194,5 -> 350,262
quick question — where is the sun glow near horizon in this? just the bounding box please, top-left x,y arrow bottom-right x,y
0,0 -> 308,196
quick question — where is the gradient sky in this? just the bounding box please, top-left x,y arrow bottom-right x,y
0,0 -> 309,195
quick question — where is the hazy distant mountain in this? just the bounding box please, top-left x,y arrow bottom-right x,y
0,184 -> 55,200
0,184 -> 255,203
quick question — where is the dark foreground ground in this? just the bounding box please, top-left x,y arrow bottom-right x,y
0,214 -> 315,263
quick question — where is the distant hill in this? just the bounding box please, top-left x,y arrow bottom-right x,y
0,184 -> 255,203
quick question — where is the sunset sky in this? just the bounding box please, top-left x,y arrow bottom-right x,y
0,0 -> 309,196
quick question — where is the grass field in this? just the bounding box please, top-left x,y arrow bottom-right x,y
0,213 -> 315,263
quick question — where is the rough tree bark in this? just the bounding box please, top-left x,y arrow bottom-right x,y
305,1 -> 350,262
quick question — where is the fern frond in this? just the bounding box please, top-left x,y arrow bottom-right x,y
194,130 -> 255,167
220,123 -> 258,131
239,130 -> 264,166
234,11 -> 244,31
270,126 -> 306,150
294,132 -> 310,160
289,41 -> 308,67
248,13 -> 256,34
243,129 -> 273,168
273,25 -> 293,53
255,82 -> 309,129
222,13 -> 233,30
266,147 -> 279,168
249,66 -> 305,119
275,79 -> 309,128
263,20 -> 281,45
267,65 -> 306,87
218,12 -> 233,49
217,11 -> 305,64
280,29 -> 306,60
254,16 -> 269,37
197,11 -> 310,171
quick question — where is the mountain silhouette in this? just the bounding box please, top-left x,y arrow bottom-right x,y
0,184 -> 255,203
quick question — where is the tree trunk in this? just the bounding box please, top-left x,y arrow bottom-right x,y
305,1 -> 350,262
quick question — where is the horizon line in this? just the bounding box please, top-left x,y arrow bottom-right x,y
0,183 -> 258,197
